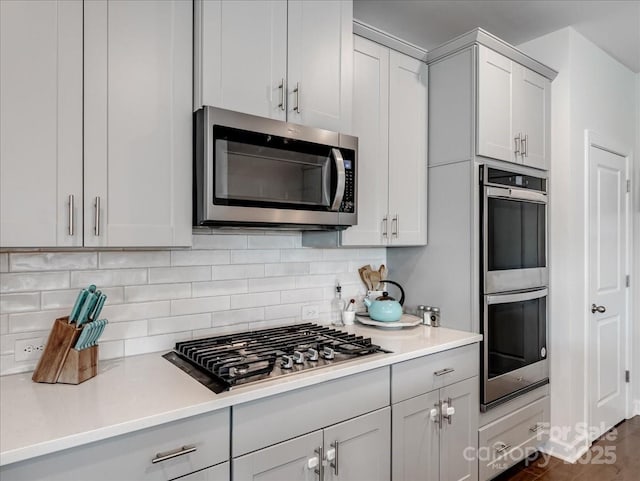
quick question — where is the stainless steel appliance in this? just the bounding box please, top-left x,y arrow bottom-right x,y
195,107 -> 358,229
163,323 -> 388,393
480,166 -> 549,410
482,166 -> 548,294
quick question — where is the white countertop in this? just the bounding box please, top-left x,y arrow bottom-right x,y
0,323 -> 481,467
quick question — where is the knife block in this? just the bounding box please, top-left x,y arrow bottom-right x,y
32,316 -> 98,385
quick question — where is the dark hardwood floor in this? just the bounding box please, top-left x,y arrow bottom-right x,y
496,416 -> 640,481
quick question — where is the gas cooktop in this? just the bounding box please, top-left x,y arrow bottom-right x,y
163,323 -> 390,393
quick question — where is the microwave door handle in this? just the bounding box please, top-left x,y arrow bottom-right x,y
487,288 -> 548,305
330,148 -> 346,211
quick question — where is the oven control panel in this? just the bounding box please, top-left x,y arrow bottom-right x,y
340,159 -> 355,213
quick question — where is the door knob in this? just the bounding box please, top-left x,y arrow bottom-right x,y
591,304 -> 606,314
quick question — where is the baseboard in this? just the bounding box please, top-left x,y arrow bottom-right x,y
634,399 -> 640,417
539,434 -> 590,464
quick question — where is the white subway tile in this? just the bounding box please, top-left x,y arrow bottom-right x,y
248,276 -> 296,293
336,272 -> 363,286
264,262 -> 310,277
192,279 -> 247,298
148,313 -> 212,336
70,268 -> 148,288
309,261 -> 350,274
230,291 -> 281,309
0,292 -> 40,313
101,301 -> 171,322
280,249 -> 323,262
0,271 -> 69,293
98,340 -> 124,360
295,274 -> 337,289
192,234 -> 247,250
248,235 -> 297,249
171,250 -> 230,266
280,288 -> 324,304
348,260 -> 386,272
264,303 -> 302,320
171,296 -> 231,316
248,318 -> 299,330
193,324 -> 250,338
322,248 -> 357,261
212,264 -> 264,280
0,314 -> 8,335
99,251 -> 170,269
8,310 -> 68,333
230,249 -> 280,264
124,331 -> 192,356
41,287 -> 124,311
10,252 -> 97,272
0,254 -> 8,273
212,307 -> 265,325
124,283 -> 191,303
356,248 -> 387,259
149,266 -> 211,284
99,320 -> 148,342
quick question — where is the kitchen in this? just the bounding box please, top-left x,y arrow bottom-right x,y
0,0 -> 639,480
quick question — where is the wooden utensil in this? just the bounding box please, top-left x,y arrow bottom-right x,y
379,264 -> 388,281
358,265 -> 373,290
368,270 -> 381,291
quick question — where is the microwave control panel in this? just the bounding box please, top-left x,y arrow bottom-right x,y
340,160 -> 355,213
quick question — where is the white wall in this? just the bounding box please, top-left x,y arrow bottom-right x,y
519,27 -> 638,461
635,72 -> 640,416
0,232 -> 385,376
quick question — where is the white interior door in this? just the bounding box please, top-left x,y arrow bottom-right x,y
588,136 -> 629,440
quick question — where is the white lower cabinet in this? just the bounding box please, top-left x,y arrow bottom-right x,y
173,462 -> 230,481
233,408 -> 390,481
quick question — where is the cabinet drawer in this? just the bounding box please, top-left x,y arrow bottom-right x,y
391,344 -> 478,403
0,409 -> 230,481
233,367 -> 390,456
478,396 -> 549,481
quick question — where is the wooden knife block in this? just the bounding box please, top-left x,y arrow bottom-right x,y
32,316 -> 98,385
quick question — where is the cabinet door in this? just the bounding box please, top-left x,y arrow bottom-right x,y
392,391 -> 440,481
287,0 -> 352,132
84,0 -> 192,247
340,36 -> 389,246
440,377 -> 479,481
0,0 -> 83,247
194,0 -> 287,119
175,462 -> 229,481
513,65 -> 550,170
323,407 -> 390,481
233,430 -> 323,481
387,50 -> 427,246
477,46 -> 515,163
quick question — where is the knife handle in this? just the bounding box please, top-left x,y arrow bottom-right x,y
91,294 -> 107,322
77,293 -> 98,327
74,323 -> 90,350
69,289 -> 89,323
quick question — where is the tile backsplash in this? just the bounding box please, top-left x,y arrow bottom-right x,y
0,232 -> 386,376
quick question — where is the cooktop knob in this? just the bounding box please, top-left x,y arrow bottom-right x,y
322,347 -> 335,360
307,348 -> 319,361
293,350 -> 305,364
281,355 -> 294,369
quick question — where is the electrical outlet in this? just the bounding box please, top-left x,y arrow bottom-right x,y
302,305 -> 320,320
15,337 -> 46,362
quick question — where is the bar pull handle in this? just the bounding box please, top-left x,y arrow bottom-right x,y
382,216 -> 388,237
522,134 -> 528,158
278,78 -> 286,111
392,215 -> 398,238
494,442 -> 511,455
529,423 -> 543,433
293,82 -> 301,113
68,194 -> 74,236
94,196 -> 101,236
151,445 -> 197,464
434,367 -> 455,376
328,441 -> 339,475
514,134 -> 521,155
313,446 -> 323,480
441,398 -> 455,424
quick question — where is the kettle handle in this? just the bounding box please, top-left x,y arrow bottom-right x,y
382,280 -> 405,306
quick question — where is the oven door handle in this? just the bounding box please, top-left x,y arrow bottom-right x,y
487,288 -> 548,305
486,186 -> 547,204
330,148 -> 346,211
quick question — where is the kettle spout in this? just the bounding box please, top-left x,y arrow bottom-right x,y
363,298 -> 372,308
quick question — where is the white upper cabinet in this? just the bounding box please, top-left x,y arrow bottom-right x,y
195,0 -> 352,133
477,45 -> 550,170
84,0 -> 192,247
0,0 -> 83,247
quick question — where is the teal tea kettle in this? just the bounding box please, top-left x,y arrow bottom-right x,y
363,280 -> 405,322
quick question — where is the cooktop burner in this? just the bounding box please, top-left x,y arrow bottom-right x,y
163,323 -> 390,393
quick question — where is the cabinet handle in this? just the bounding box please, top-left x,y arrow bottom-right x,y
494,442 -> 511,455
392,215 -> 398,238
151,445 -> 197,464
293,82 -> 301,113
441,398 -> 455,424
68,194 -> 74,236
382,216 -> 388,237
522,134 -> 528,157
434,367 -> 455,376
514,134 -> 521,155
529,423 -> 543,433
314,446 -> 323,480
329,441 -> 339,475
94,196 -> 101,236
278,78 -> 286,111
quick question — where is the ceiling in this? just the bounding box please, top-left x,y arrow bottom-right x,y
354,0 -> 640,72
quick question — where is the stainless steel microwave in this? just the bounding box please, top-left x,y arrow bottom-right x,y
195,107 -> 357,230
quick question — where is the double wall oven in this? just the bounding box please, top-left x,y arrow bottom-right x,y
480,166 -> 549,410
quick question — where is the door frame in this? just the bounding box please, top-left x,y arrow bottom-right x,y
583,129 -> 634,439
